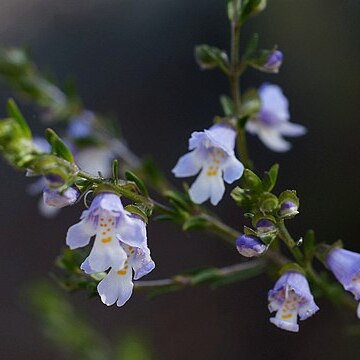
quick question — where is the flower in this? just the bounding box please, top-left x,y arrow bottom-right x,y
256,219 -> 276,235
66,192 -> 150,273
246,84 -> 306,152
327,248 -> 360,318
172,123 -> 244,205
236,234 -> 267,257
83,238 -> 155,307
43,187 -> 80,208
67,110 -> 96,140
268,271 -> 319,332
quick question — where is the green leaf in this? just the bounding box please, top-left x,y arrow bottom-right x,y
240,88 -> 261,118
304,229 -> 316,261
6,98 -> 32,138
244,33 -> 259,58
124,204 -> 148,223
182,216 -> 209,231
194,45 -> 228,71
164,190 -> 190,211
262,163 -> 279,192
45,128 -> 74,163
219,95 -> 234,116
227,0 -> 242,21
125,170 -> 148,197
243,169 -> 262,189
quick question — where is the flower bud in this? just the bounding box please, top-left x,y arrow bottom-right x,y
43,187 -> 80,208
263,50 -> 283,73
236,234 -> 267,257
279,201 -> 299,217
256,219 -> 276,236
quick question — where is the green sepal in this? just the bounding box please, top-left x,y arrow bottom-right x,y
243,226 -> 257,236
45,128 -> 74,163
194,45 -> 228,71
259,192 -> 278,213
279,190 -> 299,207
164,190 -> 190,212
219,95 -> 234,116
251,213 -> 276,228
279,262 -> 305,276
262,163 -> 279,192
124,204 -> 149,223
315,240 -> 343,265
182,216 -> 209,231
125,170 -> 148,197
6,99 -> 32,139
240,0 -> 267,23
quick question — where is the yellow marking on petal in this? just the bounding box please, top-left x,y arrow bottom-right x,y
131,250 -> 135,254
101,237 -> 112,243
100,218 -> 104,221
281,314 -> 293,319
117,270 -> 127,275
125,265 -> 129,270
107,228 -> 111,232
108,218 -> 112,222
102,231 -> 106,235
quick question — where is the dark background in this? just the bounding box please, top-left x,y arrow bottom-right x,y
0,0 -> 359,359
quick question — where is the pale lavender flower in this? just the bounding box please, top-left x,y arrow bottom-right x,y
268,271 -> 319,332
83,239 -> 155,307
172,124 -> 244,205
246,84 -> 306,152
43,187 -> 80,208
327,248 -> 360,318
236,234 -> 267,257
66,192 -> 150,274
67,110 -> 96,139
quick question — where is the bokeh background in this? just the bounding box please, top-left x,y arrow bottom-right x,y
0,0 -> 359,359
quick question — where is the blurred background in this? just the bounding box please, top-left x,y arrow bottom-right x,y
0,0 -> 359,359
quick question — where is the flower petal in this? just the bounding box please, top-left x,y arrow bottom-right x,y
258,128 -> 291,152
66,219 -> 95,250
117,214 -> 147,250
270,317 -> 299,333
210,172 -> 225,206
278,122 -> 307,137
188,169 -> 211,204
222,156 -> 244,184
131,247 -> 155,280
87,238 -> 127,272
172,150 -> 203,178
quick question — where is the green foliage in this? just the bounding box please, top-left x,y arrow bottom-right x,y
6,98 -> 32,138
219,95 -> 235,116
45,128 -> 75,163
194,45 -> 229,71
125,170 -> 149,197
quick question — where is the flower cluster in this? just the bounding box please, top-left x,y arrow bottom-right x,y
66,192 -> 155,307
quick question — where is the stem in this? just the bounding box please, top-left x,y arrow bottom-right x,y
228,2 -> 251,169
277,219 -> 303,263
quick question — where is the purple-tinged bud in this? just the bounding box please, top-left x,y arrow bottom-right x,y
236,234 -> 267,257
45,173 -> 66,189
256,219 -> 276,235
326,248 -> 360,318
43,187 -> 80,208
264,50 -> 283,73
279,201 -> 299,217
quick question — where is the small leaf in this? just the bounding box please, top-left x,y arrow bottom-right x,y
7,98 -> 32,138
262,163 -> 279,192
304,229 -> 316,261
194,45 -> 228,71
244,33 -> 259,58
219,95 -> 234,116
243,169 -> 262,189
124,204 -> 148,223
183,216 -> 209,231
45,128 -> 74,163
125,170 -> 148,197
259,192 -> 279,213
